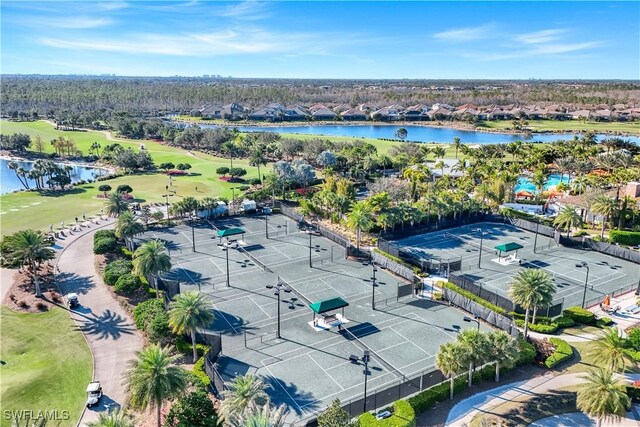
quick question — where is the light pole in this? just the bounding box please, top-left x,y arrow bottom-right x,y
371,263 -> 378,310
463,315 -> 480,332
474,229 -> 490,269
162,193 -> 173,227
222,241 -> 233,287
265,213 -> 269,239
309,228 -> 313,268
266,282 -> 292,339
190,217 -> 196,252
362,349 -> 370,414
230,187 -> 236,215
576,261 -> 590,308
533,218 -> 540,254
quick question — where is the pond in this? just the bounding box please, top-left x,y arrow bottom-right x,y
0,158 -> 108,195
196,123 -> 640,145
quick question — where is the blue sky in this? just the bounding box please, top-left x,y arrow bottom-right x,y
2,1 -> 639,79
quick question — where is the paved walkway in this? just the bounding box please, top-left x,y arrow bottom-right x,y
0,267 -> 17,301
446,372 -> 640,426
53,219 -> 143,426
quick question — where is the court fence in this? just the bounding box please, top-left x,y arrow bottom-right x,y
558,234 -> 640,264
584,283 -> 639,309
371,250 -> 416,283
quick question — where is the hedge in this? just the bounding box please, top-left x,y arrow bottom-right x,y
555,316 -> 576,328
609,230 -> 640,246
563,307 -> 596,324
624,349 -> 640,362
373,248 -> 420,274
114,273 -> 142,293
94,229 -> 117,241
516,338 -> 537,366
545,338 -> 573,368
510,312 -> 553,325
408,376 -> 467,413
442,282 -> 506,315
359,400 -> 416,427
103,260 -> 133,286
176,336 -> 211,358
514,319 -> 558,334
596,317 -> 613,328
94,237 -> 118,254
193,357 -> 211,387
133,298 -> 171,343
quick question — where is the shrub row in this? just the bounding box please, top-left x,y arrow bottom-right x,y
545,338 -> 573,368
441,282 -> 506,315
596,317 -> 613,328
516,338 -> 537,366
133,299 -> 171,342
514,319 -> 558,334
609,230 -> 640,246
104,259 -> 133,286
94,230 -> 119,254
563,307 -> 596,324
193,357 -> 211,388
373,248 -> 421,275
175,336 -> 211,358
359,400 -> 416,427
114,273 -> 142,293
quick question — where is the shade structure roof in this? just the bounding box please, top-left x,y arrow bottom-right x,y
217,228 -> 245,238
494,242 -> 524,253
309,297 -> 349,314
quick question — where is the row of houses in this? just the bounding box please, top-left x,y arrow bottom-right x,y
191,102 -> 640,122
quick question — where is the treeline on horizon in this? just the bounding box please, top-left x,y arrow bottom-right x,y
2,75 -> 640,120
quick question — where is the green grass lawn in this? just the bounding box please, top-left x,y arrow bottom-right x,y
479,120 -> 640,134
1,121 -> 263,235
0,305 -> 92,427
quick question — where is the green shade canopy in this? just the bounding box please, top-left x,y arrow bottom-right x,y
217,228 -> 245,238
494,242 -> 524,253
309,297 -> 349,314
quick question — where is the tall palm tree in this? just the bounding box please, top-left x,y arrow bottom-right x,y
346,201 -> 374,253
553,205 -> 583,237
553,157 -> 574,185
168,291 -> 215,362
7,161 -> 30,190
508,269 -> 556,339
456,329 -> 489,387
591,195 -> 618,239
125,344 -> 188,427
432,146 -> 446,159
577,367 -> 630,427
86,410 -> 134,427
115,211 -> 144,240
104,192 -> 130,217
227,402 -> 286,427
435,342 -> 466,399
221,374 -> 269,419
132,240 -> 171,296
589,328 -> 635,372
451,137 -> 461,159
487,331 -> 518,382
249,147 -> 268,182
2,229 -> 55,297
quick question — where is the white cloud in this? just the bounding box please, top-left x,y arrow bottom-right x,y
432,24 -> 494,42
218,1 -> 271,20
47,17 -> 114,29
96,2 -> 129,11
515,29 -> 566,44
465,40 -> 605,61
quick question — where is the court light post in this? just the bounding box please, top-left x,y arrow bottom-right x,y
533,219 -> 540,254
222,241 -> 232,287
474,229 -> 490,269
576,261 -> 590,308
309,228 -> 313,268
371,263 -> 378,310
464,316 -> 480,332
162,193 -> 173,227
266,282 -> 292,339
362,349 -> 370,414
230,187 -> 237,215
190,217 -> 196,252
265,213 -> 269,239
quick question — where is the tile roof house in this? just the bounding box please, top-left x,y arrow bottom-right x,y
309,105 -> 337,121
248,103 -> 285,121
591,109 -> 612,121
281,105 -> 310,121
403,104 -> 430,121
340,108 -> 368,121
371,105 -> 404,121
568,109 -> 591,120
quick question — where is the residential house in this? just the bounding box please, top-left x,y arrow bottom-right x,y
371,105 -> 404,121
403,104 -> 430,121
309,104 -> 337,121
248,103 -> 285,121
220,103 -> 246,120
568,109 -> 591,120
340,108 -> 368,121
591,109 -> 612,122
282,105 -> 310,121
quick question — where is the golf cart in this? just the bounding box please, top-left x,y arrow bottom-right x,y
66,293 -> 79,309
86,381 -> 102,407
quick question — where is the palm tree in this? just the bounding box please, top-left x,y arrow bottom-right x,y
487,331 -> 518,382
227,401 -> 286,427
125,344 -> 188,427
7,161 -> 30,189
553,205 -> 583,237
86,410 -> 134,427
432,146 -> 446,159
115,211 -> 144,240
435,342 -> 466,399
249,147 -> 268,182
577,367 -> 630,427
508,269 -> 556,339
589,328 -> 635,372
452,137 -> 461,160
2,230 -> 55,297
456,329 -> 489,387
553,157 -> 574,186
132,240 -> 171,295
104,192 -> 130,217
591,195 -> 618,239
168,291 -> 215,362
221,374 -> 269,419
346,201 -> 374,253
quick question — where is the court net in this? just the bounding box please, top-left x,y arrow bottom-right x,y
340,326 -> 405,379
277,276 -> 311,305
237,245 -> 273,273
444,232 -> 496,255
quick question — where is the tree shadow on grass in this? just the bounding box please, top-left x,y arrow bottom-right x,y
487,389 -> 577,426
38,187 -> 87,197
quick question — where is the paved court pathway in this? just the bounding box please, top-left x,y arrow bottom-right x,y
54,219 -> 143,426
445,372 -> 640,426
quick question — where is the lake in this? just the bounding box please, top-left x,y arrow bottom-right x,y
0,158 -> 107,194
198,123 -> 640,145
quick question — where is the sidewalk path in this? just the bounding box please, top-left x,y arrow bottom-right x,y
54,219 -> 143,426
446,372 -> 640,426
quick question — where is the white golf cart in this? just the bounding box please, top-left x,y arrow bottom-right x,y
86,381 -> 103,407
66,293 -> 79,309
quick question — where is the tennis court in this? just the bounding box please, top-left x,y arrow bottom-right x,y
134,215 -> 487,423
394,222 -> 640,309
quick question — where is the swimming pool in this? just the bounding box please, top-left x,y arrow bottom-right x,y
515,174 -> 570,193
